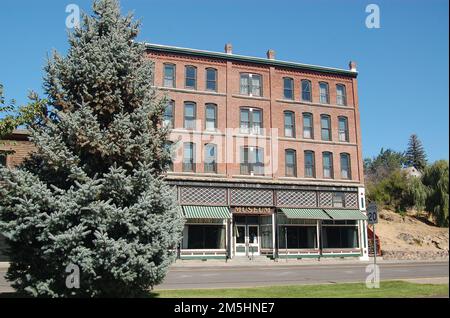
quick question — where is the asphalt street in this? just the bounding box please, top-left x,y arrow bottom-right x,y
1,261 -> 447,292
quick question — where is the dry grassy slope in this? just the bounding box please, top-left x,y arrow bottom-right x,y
376,209 -> 449,253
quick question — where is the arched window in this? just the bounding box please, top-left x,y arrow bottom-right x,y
340,153 -> 351,179
205,104 -> 217,131
304,151 -> 315,178
164,141 -> 174,172
240,73 -> 262,96
301,80 -> 312,102
321,114 -> 331,141
240,146 -> 264,176
204,143 -> 217,173
283,77 -> 294,100
338,116 -> 349,142
240,107 -> 263,135
319,82 -> 329,104
185,65 -> 197,89
183,142 -> 196,172
184,102 -> 196,129
163,63 -> 176,88
163,100 -> 175,128
322,152 -> 334,179
206,68 -> 217,91
285,149 -> 297,177
336,84 -> 347,106
284,111 -> 295,138
303,113 -> 313,139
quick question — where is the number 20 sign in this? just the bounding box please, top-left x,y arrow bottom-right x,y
367,202 -> 378,224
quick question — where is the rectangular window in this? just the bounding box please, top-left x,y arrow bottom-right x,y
240,108 -> 262,135
301,80 -> 312,102
303,113 -> 313,139
0,152 -> 7,167
285,150 -> 297,177
278,226 -> 317,249
333,192 -> 345,208
284,111 -> 295,138
336,84 -> 347,106
205,104 -> 217,131
338,117 -> 349,142
321,115 -> 331,141
283,77 -> 294,100
340,153 -> 351,179
304,151 -> 315,178
163,100 -> 174,128
322,152 -> 333,179
240,73 -> 262,97
183,143 -> 195,172
204,144 -> 217,173
184,102 -> 196,129
322,225 -> 358,249
163,64 -> 176,88
241,147 -> 264,175
319,82 -> 329,104
186,225 -> 226,249
206,68 -> 217,91
185,66 -> 197,89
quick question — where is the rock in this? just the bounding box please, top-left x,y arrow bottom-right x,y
397,232 -> 416,244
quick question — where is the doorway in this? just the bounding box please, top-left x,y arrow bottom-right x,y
234,222 -> 260,257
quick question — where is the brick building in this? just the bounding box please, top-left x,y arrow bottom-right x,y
147,43 -> 369,260
0,43 -> 369,262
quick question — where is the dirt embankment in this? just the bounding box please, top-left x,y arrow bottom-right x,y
376,209 -> 449,260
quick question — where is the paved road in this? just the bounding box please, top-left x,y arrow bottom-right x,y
0,261 -> 448,292
157,261 -> 449,290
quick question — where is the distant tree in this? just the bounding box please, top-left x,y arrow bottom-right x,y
364,148 -> 407,183
0,84 -> 47,139
422,160 -> 449,227
405,134 -> 427,171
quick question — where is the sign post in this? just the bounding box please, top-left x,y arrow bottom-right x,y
367,202 -> 378,268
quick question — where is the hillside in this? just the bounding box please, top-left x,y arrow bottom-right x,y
377,209 -> 449,260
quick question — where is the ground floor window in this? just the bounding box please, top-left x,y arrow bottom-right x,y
322,223 -> 358,249
279,226 -> 317,249
185,225 -> 226,249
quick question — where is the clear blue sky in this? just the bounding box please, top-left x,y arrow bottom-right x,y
1,0 -> 448,161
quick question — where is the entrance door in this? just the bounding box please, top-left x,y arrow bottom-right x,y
235,225 -> 247,256
234,225 -> 260,257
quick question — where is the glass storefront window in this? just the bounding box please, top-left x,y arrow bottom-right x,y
186,225 -> 225,249
322,226 -> 358,249
278,226 -> 317,249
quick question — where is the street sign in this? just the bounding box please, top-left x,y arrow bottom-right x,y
367,202 -> 378,224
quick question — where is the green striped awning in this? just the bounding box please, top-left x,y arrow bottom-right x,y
182,206 -> 232,219
280,208 -> 331,220
324,209 -> 368,220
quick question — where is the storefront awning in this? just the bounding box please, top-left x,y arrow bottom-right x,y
323,209 -> 368,220
182,206 -> 232,219
280,208 -> 331,220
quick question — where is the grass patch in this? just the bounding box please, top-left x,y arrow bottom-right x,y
152,281 -> 449,298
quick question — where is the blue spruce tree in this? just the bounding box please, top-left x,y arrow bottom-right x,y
0,0 -> 183,297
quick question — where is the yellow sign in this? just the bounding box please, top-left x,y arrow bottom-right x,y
233,207 -> 273,215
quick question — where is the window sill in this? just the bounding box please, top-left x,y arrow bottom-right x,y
232,94 -> 270,101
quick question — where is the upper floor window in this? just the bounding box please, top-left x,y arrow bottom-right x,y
304,151 -> 315,178
322,152 -> 334,179
240,73 -> 262,97
183,142 -> 196,172
340,153 -> 351,179
284,111 -> 295,138
184,102 -> 196,129
336,84 -> 347,106
206,68 -> 217,91
283,77 -> 294,100
205,104 -> 217,131
0,152 -> 7,167
240,107 -> 262,135
319,82 -> 329,104
185,66 -> 197,89
321,115 -> 331,141
204,143 -> 217,173
303,113 -> 313,139
338,116 -> 349,142
164,141 -> 174,172
285,149 -> 297,177
332,192 -> 345,208
163,63 -> 176,88
240,147 -> 264,176
163,100 -> 175,128
301,80 -> 312,102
